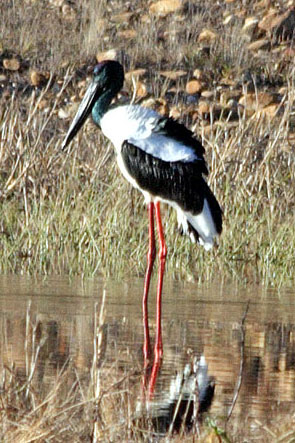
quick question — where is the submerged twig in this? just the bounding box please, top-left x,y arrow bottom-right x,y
226,300 -> 250,423
92,289 -> 107,443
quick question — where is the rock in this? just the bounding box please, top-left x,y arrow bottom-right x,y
111,12 -> 134,24
62,3 -> 76,20
156,98 -> 169,115
169,105 -> 182,119
149,0 -> 182,15
198,101 -> 210,116
141,97 -> 169,115
223,14 -> 234,25
201,90 -> 214,99
260,103 -> 280,118
247,39 -> 270,51
30,70 -> 48,87
272,8 -> 295,41
58,108 -> 69,119
239,92 -> 276,112
3,58 -> 20,71
198,29 -> 217,44
258,7 -> 295,41
118,29 -> 137,39
159,70 -> 187,80
220,77 -> 236,86
236,8 -> 247,18
49,0 -> 64,7
185,80 -> 203,94
258,9 -> 278,31
134,81 -> 147,98
220,90 -> 241,106
193,68 -> 203,80
283,47 -> 295,57
37,99 -> 48,110
96,49 -> 118,62
125,69 -> 147,82
242,16 -> 259,33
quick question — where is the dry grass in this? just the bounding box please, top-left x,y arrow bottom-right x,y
2,300 -> 295,442
0,300 -> 225,442
0,1 -> 295,285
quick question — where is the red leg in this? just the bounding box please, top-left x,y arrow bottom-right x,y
154,201 -> 167,362
143,202 -> 156,365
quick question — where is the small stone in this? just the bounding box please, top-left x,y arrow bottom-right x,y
149,0 -> 182,15
278,86 -> 288,95
125,69 -> 147,82
220,77 -> 236,86
185,80 -> 203,94
273,8 -> 295,41
135,81 -> 147,98
70,95 -> 79,102
193,68 -> 203,80
111,12 -> 133,24
201,90 -> 214,99
236,8 -> 247,18
243,16 -> 259,32
169,106 -> 182,119
118,29 -> 137,39
198,101 -> 210,115
223,14 -> 235,25
96,49 -> 118,62
239,92 -> 276,111
198,29 -> 218,43
258,9 -> 279,31
140,14 -> 151,24
247,39 -> 270,51
159,70 -> 187,80
156,98 -> 169,116
283,47 -> 295,57
62,4 -> 76,20
30,70 -> 47,87
0,74 -> 7,82
58,108 -> 69,119
141,97 -> 157,109
37,99 -> 48,110
3,58 -> 20,71
220,90 -> 241,106
49,0 -> 64,7
261,104 -> 280,118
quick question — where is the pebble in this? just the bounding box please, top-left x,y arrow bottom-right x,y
3,58 -> 20,71
149,0 -> 182,15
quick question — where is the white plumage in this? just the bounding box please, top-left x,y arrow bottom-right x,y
101,105 -> 199,162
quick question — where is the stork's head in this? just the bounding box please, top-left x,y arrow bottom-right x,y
62,60 -> 124,150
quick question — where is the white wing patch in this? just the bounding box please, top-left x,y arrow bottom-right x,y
100,104 -> 198,163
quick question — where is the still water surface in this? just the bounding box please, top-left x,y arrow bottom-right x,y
1,275 -> 295,439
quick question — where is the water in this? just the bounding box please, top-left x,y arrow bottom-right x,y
1,275 -> 295,439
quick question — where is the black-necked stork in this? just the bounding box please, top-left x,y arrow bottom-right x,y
62,60 -> 222,363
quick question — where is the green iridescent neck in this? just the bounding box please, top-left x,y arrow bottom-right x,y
91,89 -> 115,126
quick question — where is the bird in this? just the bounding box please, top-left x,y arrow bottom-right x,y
62,60 -> 222,363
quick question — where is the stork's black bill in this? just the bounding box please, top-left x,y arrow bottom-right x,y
61,80 -> 103,151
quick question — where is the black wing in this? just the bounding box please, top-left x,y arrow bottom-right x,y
121,140 -> 221,224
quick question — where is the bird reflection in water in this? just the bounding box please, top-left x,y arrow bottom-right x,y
138,355 -> 215,438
